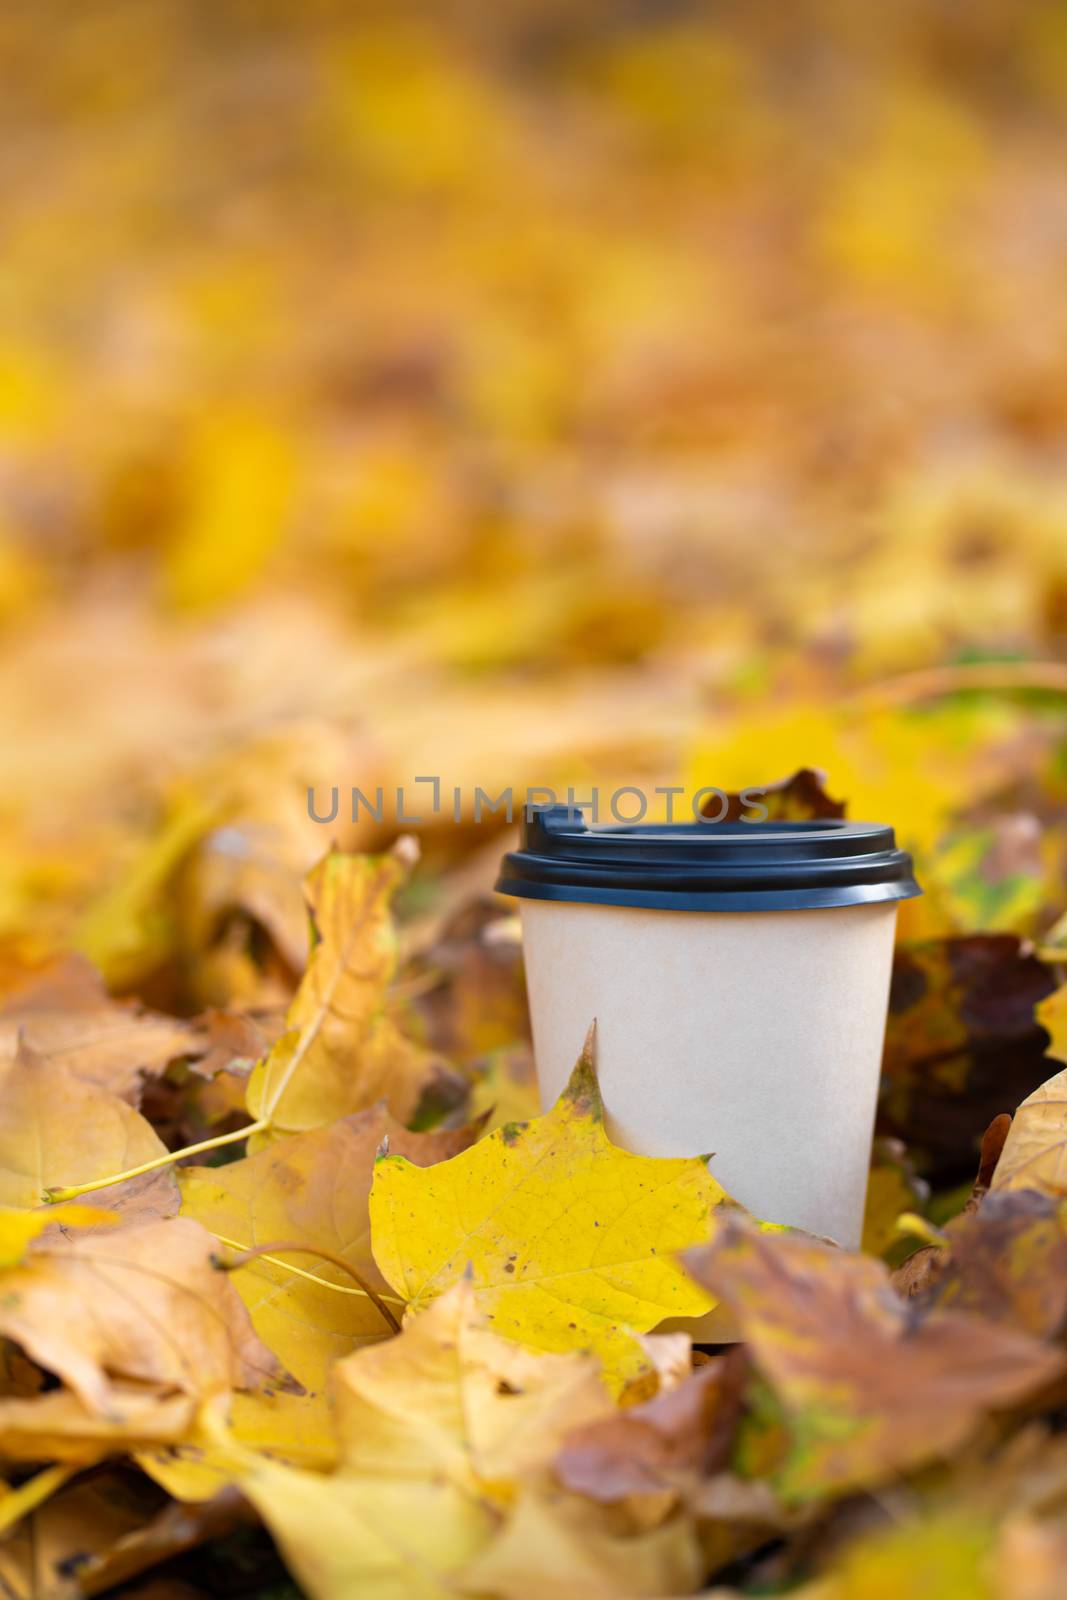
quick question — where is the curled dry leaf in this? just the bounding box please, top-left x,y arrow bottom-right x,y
141,1388 -> 340,1506
239,1465 -> 492,1600
992,1063 -> 1067,1197
686,1214 -> 1065,1501
187,1007 -> 282,1083
245,844 -> 464,1139
406,896 -> 530,1064
700,767 -> 846,822
0,1216 -> 287,1414
370,1034 -> 727,1392
222,1281 -> 593,1600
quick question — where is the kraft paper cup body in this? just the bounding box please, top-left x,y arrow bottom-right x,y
518,895 -> 899,1248
497,807 -> 920,1267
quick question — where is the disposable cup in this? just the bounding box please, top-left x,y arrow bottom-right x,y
496,806 -> 920,1249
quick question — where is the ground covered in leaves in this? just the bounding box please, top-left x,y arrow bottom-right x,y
0,830 -> 1065,1600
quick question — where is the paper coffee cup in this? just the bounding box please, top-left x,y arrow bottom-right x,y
496,806 -> 920,1249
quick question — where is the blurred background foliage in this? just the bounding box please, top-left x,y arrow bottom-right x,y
1,0 -> 1066,996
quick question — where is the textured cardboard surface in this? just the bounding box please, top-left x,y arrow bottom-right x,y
520,897 -> 898,1249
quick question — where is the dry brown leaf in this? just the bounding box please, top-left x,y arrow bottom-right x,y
918,1190 -> 1067,1340
0,954 -> 204,1101
0,1216 -> 288,1413
687,1215 -> 1065,1500
556,1355 -> 742,1503
992,1066 -> 1067,1197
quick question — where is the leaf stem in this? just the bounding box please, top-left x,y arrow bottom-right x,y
213,1234 -> 403,1333
42,1120 -> 270,1204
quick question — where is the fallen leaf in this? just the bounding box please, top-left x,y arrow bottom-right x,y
239,1464 -> 493,1600
332,1278 -> 611,1504
187,1007 -> 281,1083
467,1045 -> 541,1134
861,1138 -> 929,1259
686,1214 -> 1064,1500
793,1512 -> 995,1600
0,1383 -> 198,1464
456,1487 -> 704,1600
224,1305 -> 520,1600
556,1354 -> 742,1502
140,1388 -> 339,1504
407,897 -> 530,1064
992,1514 -> 1067,1600
894,1113 -> 1011,1298
992,1064 -> 1067,1196
179,1103 -> 482,1389
0,953 -> 204,1103
0,1201 -> 117,1267
245,844 -> 463,1137
0,1216 -> 287,1413
370,1033 -> 725,1390
926,815 -> 1047,938
0,1040 -> 169,1210
920,1190 -> 1067,1340
700,767 -> 845,822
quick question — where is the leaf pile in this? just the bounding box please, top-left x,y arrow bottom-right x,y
0,837 -> 1060,1599
4,4 -> 1067,1596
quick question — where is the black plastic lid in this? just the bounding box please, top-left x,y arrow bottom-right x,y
496,806 -> 921,913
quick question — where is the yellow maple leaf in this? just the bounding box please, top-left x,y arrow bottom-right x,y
369,1032 -> 726,1390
